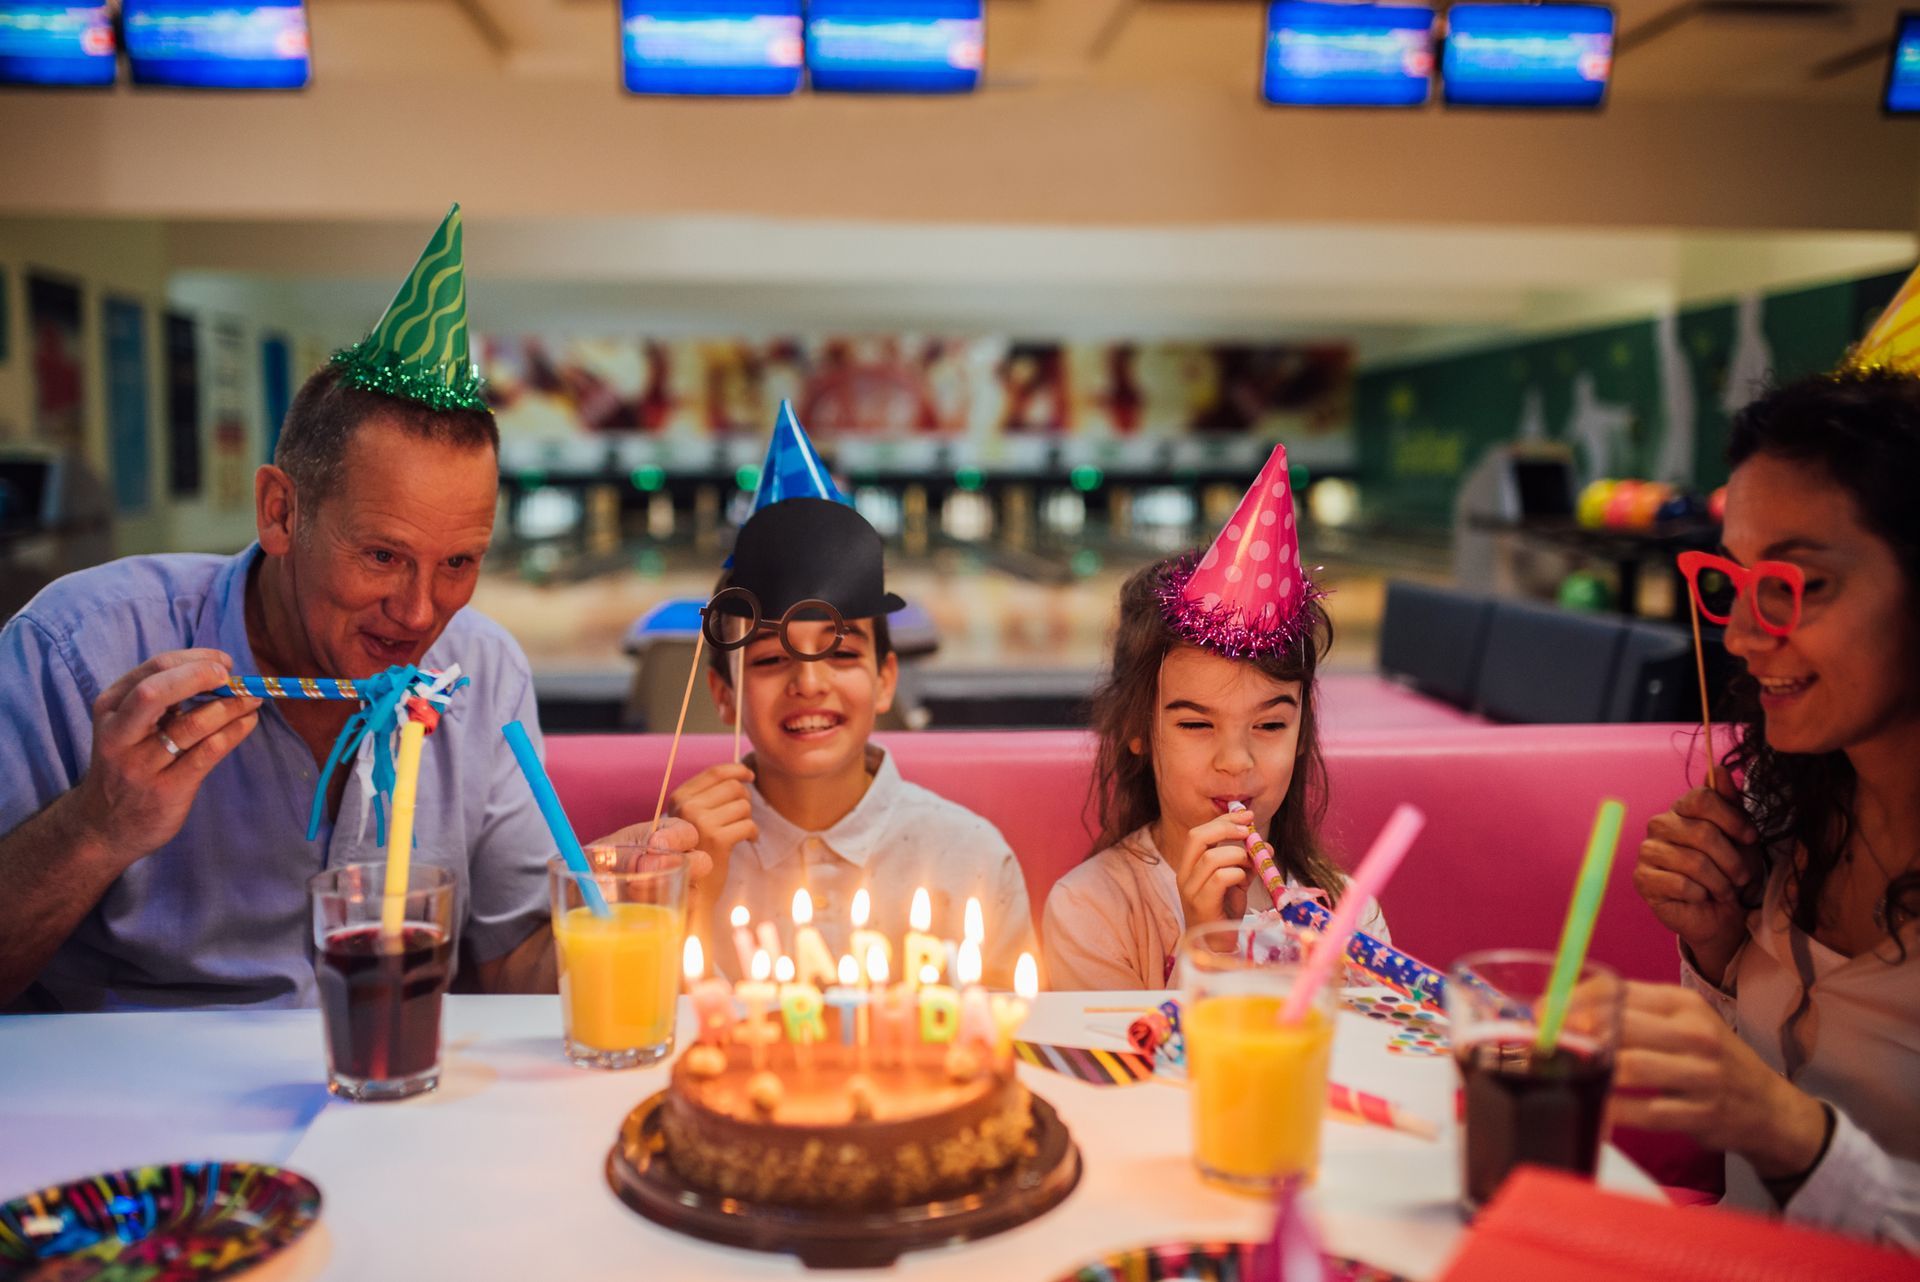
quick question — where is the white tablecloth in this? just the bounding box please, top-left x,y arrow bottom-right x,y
0,992 -> 1658,1280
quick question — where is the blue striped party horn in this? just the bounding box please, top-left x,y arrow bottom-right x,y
217,675 -> 364,700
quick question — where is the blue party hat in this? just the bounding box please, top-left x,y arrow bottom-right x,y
748,400 -> 848,513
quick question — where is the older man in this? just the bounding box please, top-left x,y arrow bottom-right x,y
0,207 -> 689,1011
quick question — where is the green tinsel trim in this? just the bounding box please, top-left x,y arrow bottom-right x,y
330,340 -> 490,413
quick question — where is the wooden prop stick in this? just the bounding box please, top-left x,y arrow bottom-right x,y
649,631 -> 708,836
731,647 -> 744,764
1687,599 -> 1718,790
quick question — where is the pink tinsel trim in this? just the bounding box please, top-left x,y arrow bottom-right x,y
1155,554 -> 1329,659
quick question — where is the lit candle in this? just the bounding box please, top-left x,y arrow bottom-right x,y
735,948 -> 780,1072
918,963 -> 959,1045
955,938 -> 994,1056
964,896 -> 984,944
776,954 -> 823,1073
849,888 -> 893,982
755,919 -> 782,962
685,935 -> 737,1048
729,905 -> 756,978
903,887 -> 943,992
869,952 -> 913,1068
990,953 -> 1039,1071
791,889 -> 839,989
823,954 -> 867,1053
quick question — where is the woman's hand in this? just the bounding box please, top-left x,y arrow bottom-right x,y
1611,982 -> 1830,1180
1633,772 -> 1761,984
1174,812 -> 1258,929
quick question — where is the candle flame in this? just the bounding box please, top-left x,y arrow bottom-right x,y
750,949 -> 771,982
910,887 -> 931,933
1015,953 -> 1038,999
731,904 -> 749,929
792,887 -> 813,927
919,963 -> 940,985
775,955 -> 796,984
956,938 -> 982,986
838,954 -> 859,985
964,896 -> 984,943
866,945 -> 889,986
852,887 -> 870,929
683,934 -> 704,981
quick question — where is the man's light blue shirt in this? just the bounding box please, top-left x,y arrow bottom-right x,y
0,545 -> 556,1012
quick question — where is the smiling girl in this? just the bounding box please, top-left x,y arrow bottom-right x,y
1621,370 -> 1920,1245
1044,448 -> 1385,991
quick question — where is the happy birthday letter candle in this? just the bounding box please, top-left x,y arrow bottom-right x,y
685,935 -> 736,1047
917,963 -> 959,1045
729,905 -> 756,978
849,887 -> 893,980
791,888 -> 839,989
823,954 -> 867,1050
955,938 -> 994,1056
775,954 -> 824,1072
735,948 -> 780,1072
904,887 -> 943,992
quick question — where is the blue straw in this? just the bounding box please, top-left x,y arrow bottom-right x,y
501,720 -> 611,918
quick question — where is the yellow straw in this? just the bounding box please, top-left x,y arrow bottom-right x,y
379,719 -> 429,949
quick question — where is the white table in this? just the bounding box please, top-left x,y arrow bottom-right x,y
0,993 -> 1658,1280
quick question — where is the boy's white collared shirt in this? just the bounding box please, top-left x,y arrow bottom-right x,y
708,746 -> 1036,987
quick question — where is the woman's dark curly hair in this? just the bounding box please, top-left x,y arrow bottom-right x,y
1084,557 -> 1348,900
1720,369 -> 1920,944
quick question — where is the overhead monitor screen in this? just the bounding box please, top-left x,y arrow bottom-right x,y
1442,3 -> 1612,108
1884,12 -> 1920,114
621,2 -> 803,96
806,0 -> 983,95
0,2 -> 115,87
123,0 -> 311,89
1262,1 -> 1435,107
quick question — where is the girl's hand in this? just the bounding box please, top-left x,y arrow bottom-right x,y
1632,771 -> 1761,983
1175,812 -> 1259,929
1611,982 -> 1830,1180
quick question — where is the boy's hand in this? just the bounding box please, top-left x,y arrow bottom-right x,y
1175,812 -> 1258,929
670,763 -> 757,899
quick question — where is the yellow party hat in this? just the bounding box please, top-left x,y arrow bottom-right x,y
1843,261 -> 1920,375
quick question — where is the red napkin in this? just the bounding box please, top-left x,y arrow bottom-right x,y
1435,1167 -> 1920,1282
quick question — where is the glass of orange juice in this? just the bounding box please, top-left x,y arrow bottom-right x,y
547,845 -> 687,1070
1180,919 -> 1335,1192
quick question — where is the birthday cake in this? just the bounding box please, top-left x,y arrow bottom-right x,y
660,1028 -> 1034,1210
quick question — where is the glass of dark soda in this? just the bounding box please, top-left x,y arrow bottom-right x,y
309,863 -> 456,1101
1447,950 -> 1622,1214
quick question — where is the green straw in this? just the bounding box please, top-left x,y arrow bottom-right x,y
1534,798 -> 1627,1055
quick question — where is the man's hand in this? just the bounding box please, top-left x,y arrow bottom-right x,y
70,649 -> 261,871
584,816 -> 705,878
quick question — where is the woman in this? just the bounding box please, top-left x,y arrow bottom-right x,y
1621,370 -> 1919,1248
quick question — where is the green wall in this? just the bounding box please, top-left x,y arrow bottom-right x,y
1355,270 -> 1908,529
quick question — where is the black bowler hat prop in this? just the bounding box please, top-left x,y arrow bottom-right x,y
715,497 -> 907,624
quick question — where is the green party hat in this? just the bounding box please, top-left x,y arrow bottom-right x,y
330,203 -> 488,412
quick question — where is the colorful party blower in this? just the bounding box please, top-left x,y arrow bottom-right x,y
1159,443 -> 1324,658
1534,798 -> 1627,1054
1280,804 -> 1425,1026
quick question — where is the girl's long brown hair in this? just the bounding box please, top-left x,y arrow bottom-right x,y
1085,557 -> 1347,898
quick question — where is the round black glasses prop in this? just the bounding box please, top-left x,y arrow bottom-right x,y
700,587 -> 849,662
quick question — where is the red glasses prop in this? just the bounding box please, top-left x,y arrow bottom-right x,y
1676,551 -> 1805,637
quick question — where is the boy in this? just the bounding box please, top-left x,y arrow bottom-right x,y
671,497 -> 1034,984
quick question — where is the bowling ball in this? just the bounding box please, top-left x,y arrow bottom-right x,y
1629,482 -> 1673,529
1558,570 -> 1615,613
1708,486 -> 1728,523
1576,480 -> 1616,529
1603,480 -> 1644,530
1657,493 -> 1704,524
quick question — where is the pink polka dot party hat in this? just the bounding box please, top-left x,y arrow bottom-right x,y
1157,443 -> 1325,657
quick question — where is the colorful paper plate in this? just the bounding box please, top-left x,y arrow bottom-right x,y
0,1162 -> 320,1282
1054,1241 -> 1409,1282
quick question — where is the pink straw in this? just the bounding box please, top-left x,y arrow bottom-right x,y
1279,803 -> 1426,1025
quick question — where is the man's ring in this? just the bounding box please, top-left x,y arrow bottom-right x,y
160,732 -> 182,759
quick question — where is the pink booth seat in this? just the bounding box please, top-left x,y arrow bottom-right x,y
544,722 -> 1711,986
